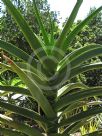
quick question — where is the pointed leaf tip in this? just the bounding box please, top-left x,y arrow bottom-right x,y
3,55 -> 13,65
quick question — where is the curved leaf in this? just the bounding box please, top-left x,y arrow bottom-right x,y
60,100 -> 102,116
59,107 -> 102,127
0,126 -> 26,136
0,62 -> 12,70
0,62 -> 48,90
0,85 -> 31,96
0,68 -> 6,74
0,40 -> 48,77
69,47 -> 102,69
0,92 -> 9,96
68,119 -> 91,134
70,63 -> 102,79
0,114 -> 43,136
55,87 -> 102,111
62,121 -> 82,135
16,62 -> 50,89
56,63 -> 102,86
0,40 -> 37,68
57,82 -> 88,99
0,63 -> 52,96
54,46 -> 102,86
62,117 -> 94,135
59,46 -> 102,77
0,62 -> 11,73
4,56 -> 56,119
16,62 -> 47,81
59,44 -> 101,70
0,100 -> 48,124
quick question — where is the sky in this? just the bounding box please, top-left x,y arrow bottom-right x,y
0,0 -> 102,25
48,0 -> 102,26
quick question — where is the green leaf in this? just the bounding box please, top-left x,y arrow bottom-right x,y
54,45 -> 102,86
0,92 -> 10,96
0,62 -> 12,73
16,62 -> 47,81
16,63 -> 52,91
50,63 -> 101,87
55,87 -> 102,111
0,40 -> 37,68
0,68 -> 6,74
0,126 -> 26,136
0,40 -> 48,77
0,100 -> 48,124
5,57 -> 56,119
49,15 -> 55,47
61,101 -> 85,115
2,0 -> 49,70
33,0 -> 50,49
61,100 -> 102,116
0,114 -> 43,136
57,82 -> 88,99
0,62 -> 11,70
62,121 -> 82,135
59,44 -> 101,70
0,63 -> 48,92
52,0 -> 83,60
0,85 -> 31,96
69,47 -> 102,69
22,68 -> 47,87
0,61 -> 47,88
56,62 -> 102,87
64,6 -> 102,50
70,63 -> 102,79
59,107 -> 102,127
62,118 -> 91,135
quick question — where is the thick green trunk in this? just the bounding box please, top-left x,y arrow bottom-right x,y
46,89 -> 58,135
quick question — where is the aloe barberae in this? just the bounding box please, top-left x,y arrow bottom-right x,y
0,0 -> 102,135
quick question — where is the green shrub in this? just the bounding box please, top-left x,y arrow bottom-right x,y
0,0 -> 102,135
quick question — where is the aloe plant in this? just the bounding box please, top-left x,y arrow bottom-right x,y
0,0 -> 102,135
